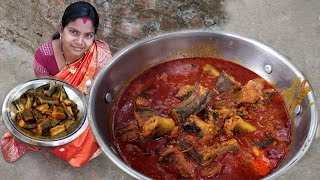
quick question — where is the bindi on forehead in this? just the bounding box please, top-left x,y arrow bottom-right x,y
67,18 -> 95,33
82,16 -> 89,24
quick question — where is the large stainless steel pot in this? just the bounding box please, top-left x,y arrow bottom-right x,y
88,31 -> 318,179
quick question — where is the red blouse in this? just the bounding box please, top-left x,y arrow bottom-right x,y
33,41 -> 59,76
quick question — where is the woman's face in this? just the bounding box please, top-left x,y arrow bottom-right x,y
61,17 -> 95,59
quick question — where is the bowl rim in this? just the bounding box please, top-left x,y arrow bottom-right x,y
89,30 -> 318,179
2,78 -> 88,147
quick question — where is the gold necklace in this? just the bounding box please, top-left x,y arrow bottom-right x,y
61,42 -> 77,74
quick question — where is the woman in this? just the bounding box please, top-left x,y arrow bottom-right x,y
1,1 -> 112,167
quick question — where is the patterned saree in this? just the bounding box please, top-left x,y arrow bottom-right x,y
51,40 -> 111,167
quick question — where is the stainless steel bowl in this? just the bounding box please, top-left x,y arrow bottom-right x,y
2,78 -> 88,147
89,30 -> 318,179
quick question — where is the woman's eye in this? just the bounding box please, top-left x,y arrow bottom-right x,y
86,34 -> 94,38
70,30 -> 77,34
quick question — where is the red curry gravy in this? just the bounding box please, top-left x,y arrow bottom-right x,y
112,57 -> 291,179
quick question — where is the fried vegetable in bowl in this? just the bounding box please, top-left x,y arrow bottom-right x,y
2,79 -> 88,146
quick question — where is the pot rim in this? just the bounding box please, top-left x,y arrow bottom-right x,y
89,30 -> 318,179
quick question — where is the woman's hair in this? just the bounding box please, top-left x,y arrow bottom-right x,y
52,1 -> 99,40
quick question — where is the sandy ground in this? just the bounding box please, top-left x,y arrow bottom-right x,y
0,0 -> 319,179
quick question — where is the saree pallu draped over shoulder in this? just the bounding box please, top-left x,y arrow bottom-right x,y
54,41 -> 96,92
51,40 -> 111,167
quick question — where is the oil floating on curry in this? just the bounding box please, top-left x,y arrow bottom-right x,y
11,83 -> 81,139
112,57 -> 291,179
